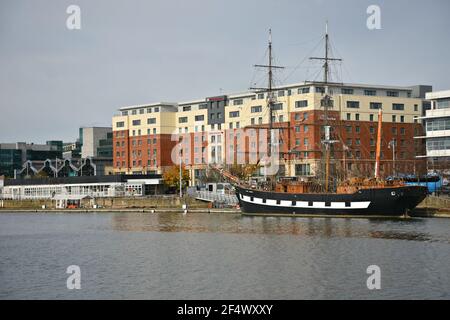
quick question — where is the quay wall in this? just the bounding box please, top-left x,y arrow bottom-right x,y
0,196 -> 209,210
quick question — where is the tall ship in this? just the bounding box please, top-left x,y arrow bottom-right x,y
218,25 -> 427,217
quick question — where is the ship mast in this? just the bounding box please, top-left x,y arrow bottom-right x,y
374,107 -> 383,179
250,29 -> 284,189
309,22 -> 342,192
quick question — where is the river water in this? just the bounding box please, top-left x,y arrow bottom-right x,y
0,212 -> 449,299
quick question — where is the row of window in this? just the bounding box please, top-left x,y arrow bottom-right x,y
345,113 -> 407,123
426,118 -> 450,131
116,159 -> 158,168
119,87 -> 413,117
121,107 -> 160,116
426,138 -> 450,151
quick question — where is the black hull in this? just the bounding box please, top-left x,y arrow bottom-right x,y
235,185 -> 427,217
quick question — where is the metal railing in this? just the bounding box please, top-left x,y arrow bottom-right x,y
194,190 -> 238,205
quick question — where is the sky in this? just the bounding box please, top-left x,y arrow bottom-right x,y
0,0 -> 449,143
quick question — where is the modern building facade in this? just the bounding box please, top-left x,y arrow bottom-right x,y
112,81 -> 431,185
416,89 -> 450,173
0,142 -> 62,178
80,127 -> 113,159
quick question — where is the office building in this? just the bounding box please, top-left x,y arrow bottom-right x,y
112,82 -> 431,185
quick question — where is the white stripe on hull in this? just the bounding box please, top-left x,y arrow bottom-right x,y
240,194 -> 371,209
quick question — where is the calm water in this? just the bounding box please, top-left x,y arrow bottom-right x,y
0,212 -> 449,299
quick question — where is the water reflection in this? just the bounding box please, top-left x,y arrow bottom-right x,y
110,212 -> 449,244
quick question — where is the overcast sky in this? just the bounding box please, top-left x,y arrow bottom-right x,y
1,0 -> 449,143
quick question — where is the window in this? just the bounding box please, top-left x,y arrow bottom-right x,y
295,100 -> 308,108
355,114 -> 360,121
147,118 -> 156,124
147,108 -> 152,113
436,99 -> 450,109
251,118 -> 255,125
278,115 -> 283,122
178,117 -> 188,123
303,112 -> 308,120
370,114 -> 374,122
297,87 -> 309,94
251,106 -> 262,113
370,138 -> 375,146
304,125 -> 309,133
258,117 -> 263,124
182,106 -> 191,112
400,116 -> 405,123
346,126 -> 352,133
364,89 -> 376,96
229,111 -> 240,118
199,103 -> 208,110
427,119 -> 450,131
414,104 -> 418,112
278,90 -> 285,97
295,164 -> 311,176
387,91 -> 399,97
347,101 -> 360,108
132,120 -> 141,126
392,115 -> 397,122
392,127 -> 397,135
257,93 -> 264,99
355,126 -> 360,133
315,87 -> 325,93
154,107 -> 159,112
427,137 -> 450,151
295,126 -> 300,133
195,115 -> 204,121
392,103 -> 404,111
341,88 -> 354,95
229,123 -> 233,129
273,103 -> 283,110
233,99 -> 243,105
217,112 -> 222,119
121,111 -> 128,116
321,99 -> 334,107
304,138 -> 309,146
116,121 -> 124,128
131,109 -> 137,115
346,113 -> 351,120
370,102 -> 382,109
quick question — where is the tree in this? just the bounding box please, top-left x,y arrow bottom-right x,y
229,164 -> 259,181
163,165 -> 190,190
